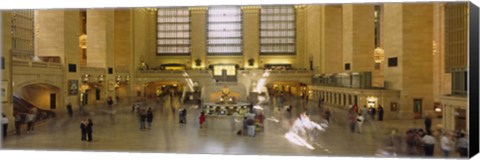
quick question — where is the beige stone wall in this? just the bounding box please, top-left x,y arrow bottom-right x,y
190,9 -> 207,69
305,5 -> 322,72
322,5 -> 343,74
351,5 -> 375,72
1,12 -> 14,127
383,4 -> 403,91
35,10 -> 66,62
295,6 -> 307,70
63,10 -> 81,110
342,4 -> 353,69
401,4 -> 434,119
242,7 -> 260,69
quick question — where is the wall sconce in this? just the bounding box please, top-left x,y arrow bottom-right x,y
116,75 -> 122,82
125,75 -> 130,82
82,74 -> 90,83
98,75 -> 105,83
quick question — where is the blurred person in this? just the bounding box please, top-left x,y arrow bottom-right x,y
14,113 -> 22,135
324,108 -> 331,122
370,107 -> 376,121
199,112 -> 205,128
242,117 -> 248,136
86,119 -> 93,142
440,131 -> 452,157
422,131 -> 436,156
424,114 -> 432,133
247,118 -> 256,137
377,105 -> 384,121
362,106 -> 369,121
356,113 -> 364,133
26,111 -> 36,133
66,103 -> 73,117
139,110 -> 147,130
457,133 -> 468,157
348,110 -> 357,133
146,108 -> 154,129
80,119 -> 87,141
2,113 -> 8,138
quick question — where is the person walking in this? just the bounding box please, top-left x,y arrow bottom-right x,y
457,133 -> 469,157
85,119 -> 93,142
139,110 -> 147,130
371,107 -> 376,121
242,117 -> 248,136
66,103 -> 73,117
424,114 -> 432,133
362,106 -> 369,121
378,105 -> 384,121
422,131 -> 436,156
324,108 -> 331,122
440,131 -> 452,157
2,113 -> 9,138
14,113 -> 22,135
348,110 -> 357,133
199,112 -> 206,128
356,113 -> 364,133
80,119 -> 87,141
146,108 -> 154,129
26,111 -> 36,133
247,118 -> 256,137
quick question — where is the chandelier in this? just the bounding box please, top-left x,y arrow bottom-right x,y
374,47 -> 385,63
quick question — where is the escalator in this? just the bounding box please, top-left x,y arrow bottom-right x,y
13,95 -> 56,121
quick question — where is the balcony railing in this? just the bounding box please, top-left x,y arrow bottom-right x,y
12,59 -> 62,69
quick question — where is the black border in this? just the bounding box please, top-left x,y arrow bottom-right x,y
468,2 -> 479,158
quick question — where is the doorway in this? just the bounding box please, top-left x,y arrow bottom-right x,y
50,93 -> 56,109
413,99 -> 423,119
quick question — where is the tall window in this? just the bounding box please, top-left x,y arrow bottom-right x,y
207,6 -> 242,55
11,10 -> 35,57
374,5 -> 382,48
260,6 -> 295,55
157,8 -> 190,55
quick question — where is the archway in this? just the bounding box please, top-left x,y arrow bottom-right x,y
78,82 -> 104,105
13,83 -> 60,119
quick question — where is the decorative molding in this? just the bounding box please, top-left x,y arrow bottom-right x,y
188,7 -> 208,11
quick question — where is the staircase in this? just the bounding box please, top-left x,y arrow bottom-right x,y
13,95 -> 56,121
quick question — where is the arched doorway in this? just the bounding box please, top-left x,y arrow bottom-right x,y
13,83 -> 60,119
79,82 -> 103,105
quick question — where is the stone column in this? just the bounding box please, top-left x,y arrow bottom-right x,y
343,4 -> 375,72
190,7 -> 207,69
242,6 -> 260,69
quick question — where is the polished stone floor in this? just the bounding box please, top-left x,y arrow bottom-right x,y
1,95 -> 462,158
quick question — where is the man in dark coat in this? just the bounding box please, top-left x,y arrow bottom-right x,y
424,114 -> 432,133
80,120 -> 87,141
86,119 -> 93,142
67,103 -> 73,117
378,105 -> 384,121
146,108 -> 154,129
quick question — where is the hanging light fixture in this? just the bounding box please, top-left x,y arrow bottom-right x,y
374,47 -> 385,63
82,74 -> 90,83
98,75 -> 105,83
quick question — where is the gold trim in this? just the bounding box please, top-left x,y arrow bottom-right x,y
188,7 -> 208,11
240,6 -> 261,10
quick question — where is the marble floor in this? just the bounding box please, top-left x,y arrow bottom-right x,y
0,95 -> 463,158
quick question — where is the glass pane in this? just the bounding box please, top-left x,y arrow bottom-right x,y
157,8 -> 191,55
